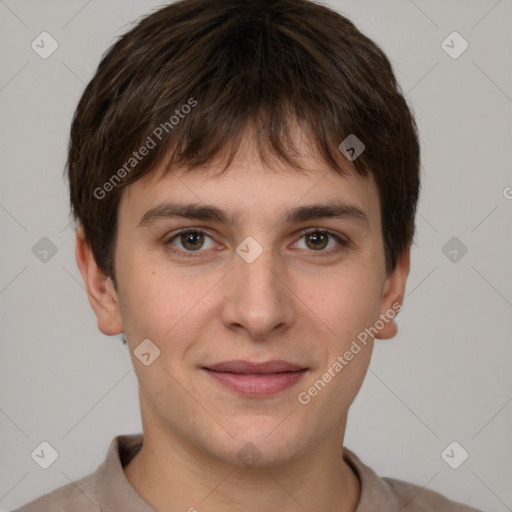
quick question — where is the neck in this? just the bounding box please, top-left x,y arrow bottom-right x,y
124,428 -> 360,512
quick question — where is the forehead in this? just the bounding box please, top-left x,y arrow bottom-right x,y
118,134 -> 381,230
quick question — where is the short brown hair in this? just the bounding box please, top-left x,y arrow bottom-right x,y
67,0 -> 420,282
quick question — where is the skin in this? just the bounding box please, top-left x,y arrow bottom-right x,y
76,132 -> 410,512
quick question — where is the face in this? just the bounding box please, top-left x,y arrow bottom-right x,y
77,135 -> 409,467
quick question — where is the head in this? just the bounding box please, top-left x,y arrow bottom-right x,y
71,0 -> 419,467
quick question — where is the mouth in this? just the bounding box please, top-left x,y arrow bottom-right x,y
202,360 -> 309,397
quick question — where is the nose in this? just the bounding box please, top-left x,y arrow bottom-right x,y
220,246 -> 295,340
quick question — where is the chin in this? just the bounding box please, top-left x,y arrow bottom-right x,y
221,426 -> 307,469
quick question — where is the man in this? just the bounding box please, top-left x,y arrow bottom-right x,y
14,0 -> 482,510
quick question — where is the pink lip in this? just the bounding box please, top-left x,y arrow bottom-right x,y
203,360 -> 308,397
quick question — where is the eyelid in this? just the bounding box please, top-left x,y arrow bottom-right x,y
164,227 -> 350,256
164,228 -> 219,255
292,228 -> 350,252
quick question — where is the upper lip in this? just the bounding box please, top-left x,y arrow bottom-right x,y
204,360 -> 307,374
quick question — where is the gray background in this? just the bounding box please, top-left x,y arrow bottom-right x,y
1,0 -> 511,510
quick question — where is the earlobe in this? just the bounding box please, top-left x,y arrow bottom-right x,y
375,246 -> 411,340
75,226 -> 124,336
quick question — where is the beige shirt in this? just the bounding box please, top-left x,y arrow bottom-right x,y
13,434 -> 482,512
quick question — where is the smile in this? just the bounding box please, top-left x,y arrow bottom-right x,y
202,360 -> 309,397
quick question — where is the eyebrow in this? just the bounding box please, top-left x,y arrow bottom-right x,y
137,201 -> 369,229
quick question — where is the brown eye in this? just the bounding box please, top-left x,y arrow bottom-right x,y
180,231 -> 205,251
166,230 -> 216,254
305,231 -> 329,250
294,229 -> 347,253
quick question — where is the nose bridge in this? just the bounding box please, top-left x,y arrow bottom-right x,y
221,243 -> 293,338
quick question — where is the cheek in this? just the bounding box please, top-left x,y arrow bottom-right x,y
117,262 -> 219,349
117,269 -> 214,401
300,265 -> 383,345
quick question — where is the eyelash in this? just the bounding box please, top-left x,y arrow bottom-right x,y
164,228 -> 350,258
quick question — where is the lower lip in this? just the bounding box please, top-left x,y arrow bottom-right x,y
204,369 -> 307,397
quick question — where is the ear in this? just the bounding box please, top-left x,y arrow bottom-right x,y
75,225 -> 124,336
375,245 -> 410,340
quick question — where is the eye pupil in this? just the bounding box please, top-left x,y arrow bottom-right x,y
173,230 -> 338,254
181,231 -> 204,250
306,231 -> 328,250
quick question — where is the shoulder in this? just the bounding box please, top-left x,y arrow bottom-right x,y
383,476 -> 485,512
10,473 -> 99,512
343,447 -> 484,512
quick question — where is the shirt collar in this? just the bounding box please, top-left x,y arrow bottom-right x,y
343,447 -> 398,511
94,434 -> 155,512
94,434 -> 397,512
